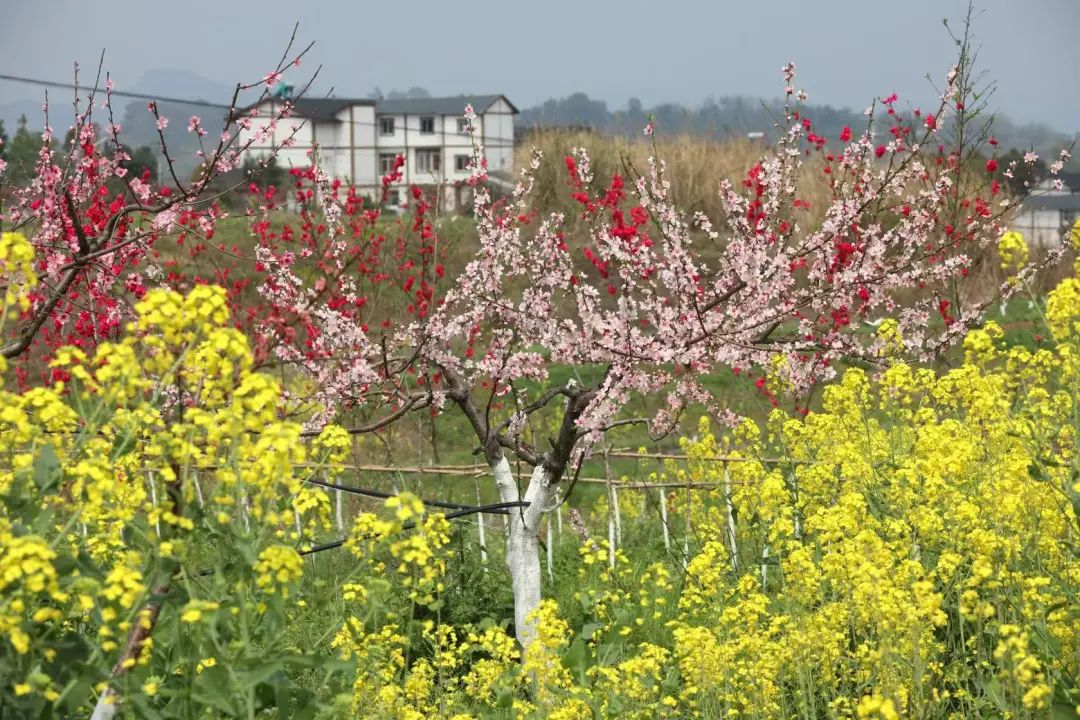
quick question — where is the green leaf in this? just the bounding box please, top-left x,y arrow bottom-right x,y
565,636 -> 590,680
128,694 -> 166,720
33,444 -> 60,491
581,622 -> 604,641
237,659 -> 286,688
981,677 -> 1007,711
191,666 -> 238,714
1051,702 -> 1080,720
281,653 -> 353,674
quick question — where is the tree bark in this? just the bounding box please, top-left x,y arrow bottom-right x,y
491,457 -> 557,649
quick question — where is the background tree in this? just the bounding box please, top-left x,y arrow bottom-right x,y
997,147 -> 1048,196
241,152 -> 284,192
121,145 -> 159,185
4,115 -> 48,187
0,34 -> 319,375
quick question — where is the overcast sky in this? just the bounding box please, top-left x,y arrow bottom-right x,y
1,0 -> 1077,132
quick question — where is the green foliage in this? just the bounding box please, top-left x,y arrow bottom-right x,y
123,145 -> 159,185
4,115 -> 48,187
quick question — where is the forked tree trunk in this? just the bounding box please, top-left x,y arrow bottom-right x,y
491,456 -> 558,649
444,370 -> 589,651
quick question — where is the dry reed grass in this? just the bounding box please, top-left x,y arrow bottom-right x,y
513,129 -> 834,234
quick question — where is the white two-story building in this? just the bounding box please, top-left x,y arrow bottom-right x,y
1010,172 -> 1080,248
236,93 -> 517,208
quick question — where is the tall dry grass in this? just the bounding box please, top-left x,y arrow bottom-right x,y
513,129 -> 833,233
511,129 -> 1044,307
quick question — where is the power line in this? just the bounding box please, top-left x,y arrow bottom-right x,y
305,476 -> 511,514
0,72 -> 519,147
193,496 -> 529,575
0,72 -> 235,110
298,500 -> 530,558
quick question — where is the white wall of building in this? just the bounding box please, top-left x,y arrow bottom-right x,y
1012,207 -> 1074,248
238,97 -> 516,206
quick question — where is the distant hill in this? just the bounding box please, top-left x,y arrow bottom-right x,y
0,98 -> 49,136
1,69 -> 235,178
3,74 -> 1076,181
515,92 -> 1077,162
116,70 -> 235,178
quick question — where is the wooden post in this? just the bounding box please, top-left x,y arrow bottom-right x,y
659,487 -> 671,551
192,471 -> 205,508
475,474 -> 488,566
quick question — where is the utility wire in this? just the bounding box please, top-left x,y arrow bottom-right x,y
191,486 -> 528,575
305,476 -> 507,514
0,72 -> 518,147
297,500 -> 528,558
0,72 -> 237,110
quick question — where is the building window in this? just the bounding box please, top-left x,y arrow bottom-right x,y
454,154 -> 471,172
379,153 -> 398,175
416,149 -> 441,174
379,117 -> 395,136
419,116 -> 435,134
457,118 -> 470,134
386,188 -> 400,206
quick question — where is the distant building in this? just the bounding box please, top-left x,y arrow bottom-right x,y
1011,171 -> 1080,248
236,93 -> 518,208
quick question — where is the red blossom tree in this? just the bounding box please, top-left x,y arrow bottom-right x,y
0,34 -> 319,381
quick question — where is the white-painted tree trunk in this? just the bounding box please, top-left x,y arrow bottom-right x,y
90,691 -> 119,720
491,457 -> 557,650
546,515 -> 554,582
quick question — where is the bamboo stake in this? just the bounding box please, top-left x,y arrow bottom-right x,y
602,446 -> 622,554
683,477 -> 692,561
192,472 -> 205,508
659,487 -> 671,551
147,471 -> 160,537
335,487 -> 344,532
612,485 -> 622,547
724,462 -> 738,572
608,515 -> 616,569
475,473 -> 488,566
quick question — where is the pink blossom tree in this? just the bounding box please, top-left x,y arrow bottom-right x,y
249,48 -> 1067,649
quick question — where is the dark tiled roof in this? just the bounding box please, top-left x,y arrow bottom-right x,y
1059,171 -> 1080,191
375,95 -> 517,116
238,97 -> 375,122
1022,193 -> 1080,211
